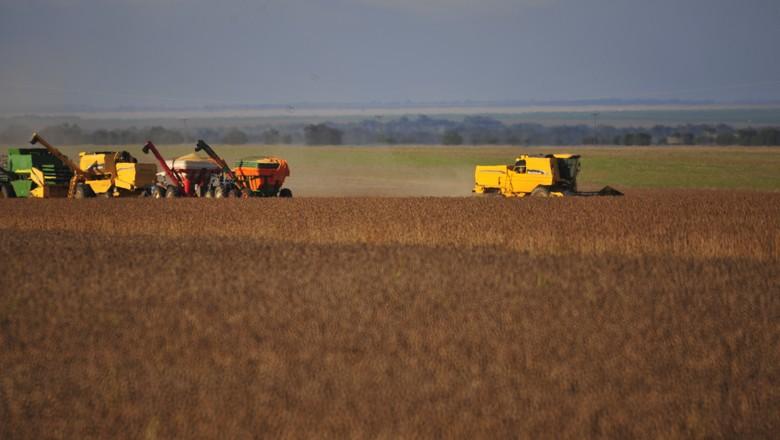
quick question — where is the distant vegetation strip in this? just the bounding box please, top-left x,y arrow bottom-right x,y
2,115 -> 779,146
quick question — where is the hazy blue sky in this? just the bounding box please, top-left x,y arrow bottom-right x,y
1,0 -> 779,112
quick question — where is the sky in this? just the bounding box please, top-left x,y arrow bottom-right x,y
1,0 -> 779,113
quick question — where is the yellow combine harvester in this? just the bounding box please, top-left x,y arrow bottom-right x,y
473,154 -> 622,197
73,150 -> 157,197
30,133 -> 157,198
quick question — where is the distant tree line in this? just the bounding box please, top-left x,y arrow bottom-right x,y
2,116 -> 779,146
303,124 -> 343,145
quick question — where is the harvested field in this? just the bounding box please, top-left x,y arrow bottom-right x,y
1,190 -> 779,438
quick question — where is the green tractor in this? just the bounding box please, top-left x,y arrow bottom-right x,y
0,148 -> 73,198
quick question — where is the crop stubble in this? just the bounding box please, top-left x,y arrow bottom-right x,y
0,190 -> 778,438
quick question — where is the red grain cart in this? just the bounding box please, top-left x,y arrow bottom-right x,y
142,141 -> 221,198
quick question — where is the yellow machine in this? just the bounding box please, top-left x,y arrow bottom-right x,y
76,151 -> 157,197
29,133 -> 157,198
473,154 -> 622,197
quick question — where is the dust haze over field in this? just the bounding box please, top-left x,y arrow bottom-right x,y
252,145 -> 780,195
38,144 -> 780,196
1,192 -> 779,437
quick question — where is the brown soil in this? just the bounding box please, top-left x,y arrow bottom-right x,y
1,190 -> 778,438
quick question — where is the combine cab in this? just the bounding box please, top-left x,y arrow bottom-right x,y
473,154 -> 622,197
0,148 -> 73,198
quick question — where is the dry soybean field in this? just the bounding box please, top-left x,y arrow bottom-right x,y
1,191 -> 779,437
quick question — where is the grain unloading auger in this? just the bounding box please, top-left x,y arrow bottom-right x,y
195,140 -> 292,198
142,141 -> 184,197
473,154 -> 623,198
29,133 -> 92,198
195,140 -> 249,198
142,141 -> 221,198
30,133 -> 157,198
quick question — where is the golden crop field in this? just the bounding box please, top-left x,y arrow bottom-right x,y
1,190 -> 778,438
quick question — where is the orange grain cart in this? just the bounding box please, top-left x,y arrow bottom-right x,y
234,157 -> 292,197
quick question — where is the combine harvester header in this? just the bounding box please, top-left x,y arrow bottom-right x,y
473,154 -> 622,197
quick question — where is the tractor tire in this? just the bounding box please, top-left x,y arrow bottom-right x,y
530,186 -> 551,198
279,188 -> 293,198
0,183 -> 15,198
165,185 -> 179,198
151,186 -> 166,199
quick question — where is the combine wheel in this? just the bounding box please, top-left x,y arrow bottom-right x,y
74,183 -> 94,199
279,188 -> 293,198
165,185 -> 180,198
102,186 -> 116,198
0,183 -> 15,198
232,187 -> 251,198
194,184 -> 205,198
530,186 -> 551,198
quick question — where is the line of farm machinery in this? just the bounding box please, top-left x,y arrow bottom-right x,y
2,132 -> 624,199
142,139 -> 292,198
0,133 -> 293,199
